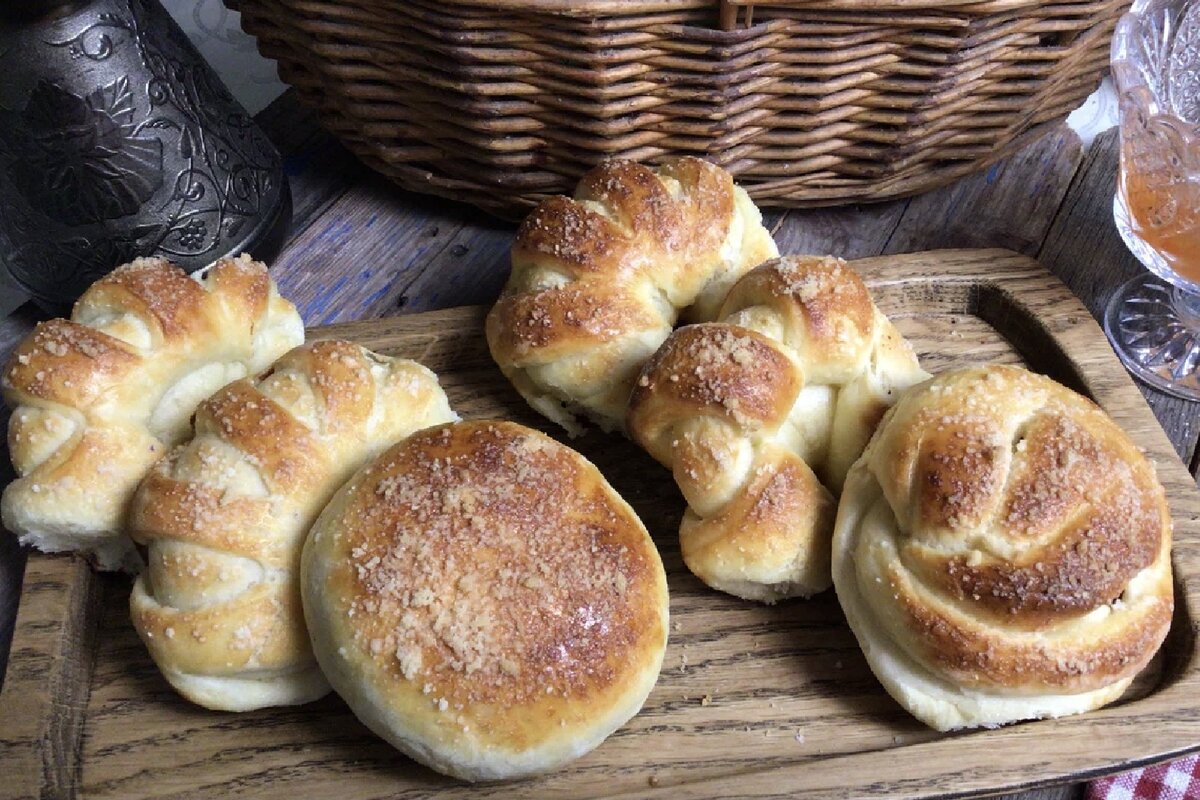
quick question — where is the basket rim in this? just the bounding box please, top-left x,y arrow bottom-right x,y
412,0 -> 1058,15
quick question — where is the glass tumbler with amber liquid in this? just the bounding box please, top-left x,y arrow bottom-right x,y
1110,0 -> 1200,399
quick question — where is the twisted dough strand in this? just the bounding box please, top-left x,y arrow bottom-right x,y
628,256 -> 928,602
129,340 -> 457,711
2,256 -> 303,570
486,157 -> 777,435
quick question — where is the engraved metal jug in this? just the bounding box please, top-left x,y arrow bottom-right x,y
0,0 -> 291,313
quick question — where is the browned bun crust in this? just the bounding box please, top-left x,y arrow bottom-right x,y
129,341 -> 456,711
2,255 -> 303,570
302,420 -> 669,781
627,256 -> 928,602
486,157 -> 778,435
833,365 -> 1174,730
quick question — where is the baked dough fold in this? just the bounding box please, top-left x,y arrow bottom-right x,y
832,365 -> 1174,730
2,256 -> 303,570
129,340 -> 456,711
628,256 -> 928,601
302,420 -> 669,780
486,157 -> 777,435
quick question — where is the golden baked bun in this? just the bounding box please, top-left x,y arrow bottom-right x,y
627,256 -> 928,603
2,255 -> 303,571
302,420 -> 669,781
486,157 -> 777,436
129,341 -> 456,711
833,365 -> 1174,730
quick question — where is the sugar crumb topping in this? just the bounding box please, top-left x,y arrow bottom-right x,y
341,423 -> 653,707
645,326 -> 784,427
868,367 -> 1169,686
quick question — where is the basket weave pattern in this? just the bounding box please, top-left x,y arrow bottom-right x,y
229,0 -> 1127,218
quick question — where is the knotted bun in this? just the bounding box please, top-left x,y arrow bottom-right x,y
129,341 -> 456,711
627,256 -> 928,602
486,157 -> 777,435
2,256 -> 303,570
832,365 -> 1174,730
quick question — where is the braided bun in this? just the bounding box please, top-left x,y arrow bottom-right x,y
627,256 -> 928,602
129,340 -> 456,711
486,157 -> 777,436
2,256 -> 303,571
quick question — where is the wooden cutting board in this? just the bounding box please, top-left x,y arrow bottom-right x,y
2,249 -> 1199,800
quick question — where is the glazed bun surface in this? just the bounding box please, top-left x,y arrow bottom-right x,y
2,255 -> 303,571
130,341 -> 456,711
628,256 -> 928,602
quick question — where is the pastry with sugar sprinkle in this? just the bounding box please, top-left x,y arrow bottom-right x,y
302,420 -> 669,781
627,255 -> 928,602
486,157 -> 777,436
832,364 -> 1174,730
129,340 -> 456,712
2,255 -> 302,571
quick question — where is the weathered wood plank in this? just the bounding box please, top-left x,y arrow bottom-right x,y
767,126 -> 1083,328
769,200 -> 909,260
269,173 -> 488,325
884,125 -> 1085,257
1038,128 -> 1200,470
0,554 -> 100,798
386,219 -> 516,314
255,90 -> 366,241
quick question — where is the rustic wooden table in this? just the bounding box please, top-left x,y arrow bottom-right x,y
1,90 -> 1196,799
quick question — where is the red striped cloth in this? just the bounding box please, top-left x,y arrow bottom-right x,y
1089,757 -> 1200,800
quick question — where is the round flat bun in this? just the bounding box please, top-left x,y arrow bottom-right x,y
833,365 -> 1173,731
302,420 -> 669,781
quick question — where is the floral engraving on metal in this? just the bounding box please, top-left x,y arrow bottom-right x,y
0,0 -> 289,309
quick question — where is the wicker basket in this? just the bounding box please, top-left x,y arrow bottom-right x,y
229,0 -> 1126,218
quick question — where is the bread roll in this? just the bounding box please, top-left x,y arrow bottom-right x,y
129,341 -> 456,711
486,157 -> 777,436
302,420 -> 669,781
833,365 -> 1174,730
627,256 -> 928,602
2,255 -> 303,571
